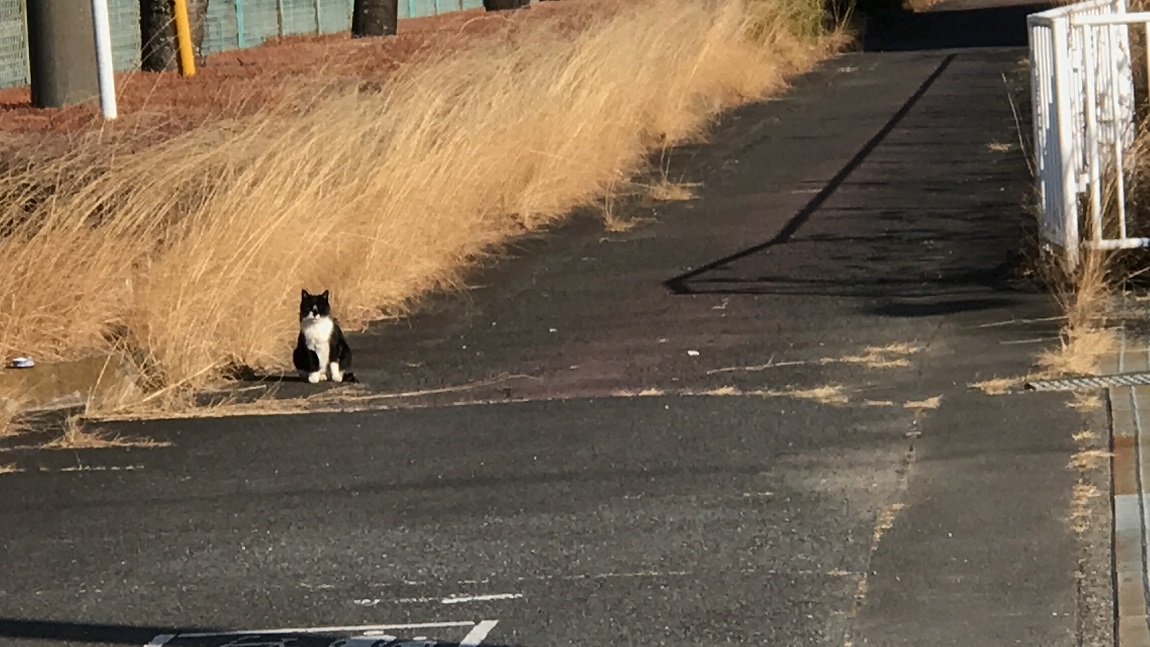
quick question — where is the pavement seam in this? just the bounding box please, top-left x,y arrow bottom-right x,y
841,405 -> 922,647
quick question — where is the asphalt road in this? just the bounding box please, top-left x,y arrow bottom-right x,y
0,2 -> 1107,646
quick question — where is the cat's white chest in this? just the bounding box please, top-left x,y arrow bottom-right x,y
301,315 -> 334,350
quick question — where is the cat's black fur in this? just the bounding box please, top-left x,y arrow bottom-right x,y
292,289 -> 357,383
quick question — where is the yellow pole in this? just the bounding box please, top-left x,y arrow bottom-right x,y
172,0 -> 196,77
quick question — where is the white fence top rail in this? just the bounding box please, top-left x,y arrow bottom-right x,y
1030,0 -> 1123,22
1073,11 -> 1150,24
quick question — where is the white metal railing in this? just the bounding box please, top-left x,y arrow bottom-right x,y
1028,0 -> 1142,269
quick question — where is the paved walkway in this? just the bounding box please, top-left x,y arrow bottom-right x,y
0,1 -> 1114,646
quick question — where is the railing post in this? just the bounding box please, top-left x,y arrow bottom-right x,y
236,0 -> 246,48
90,0 -> 117,118
1052,16 -> 1081,269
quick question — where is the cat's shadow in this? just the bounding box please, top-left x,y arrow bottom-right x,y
226,366 -> 360,385
227,366 -> 304,383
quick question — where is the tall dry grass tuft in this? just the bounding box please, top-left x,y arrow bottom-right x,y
1038,247 -> 1116,377
0,0 -> 841,407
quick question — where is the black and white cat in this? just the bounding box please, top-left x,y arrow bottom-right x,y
293,289 -> 356,384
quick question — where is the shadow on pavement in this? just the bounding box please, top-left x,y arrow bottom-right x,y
861,0 -> 1052,52
0,618 -> 515,647
0,618 -> 216,645
665,3 -> 1050,317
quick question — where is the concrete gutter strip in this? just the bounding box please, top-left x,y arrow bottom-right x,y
1107,339 -> 1150,647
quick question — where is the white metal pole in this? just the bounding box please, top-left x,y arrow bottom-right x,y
90,0 -> 118,119
1052,18 -> 1080,269
1083,26 -> 1105,245
1105,23 -> 1129,240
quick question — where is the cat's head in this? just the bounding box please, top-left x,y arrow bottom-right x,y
300,289 -> 332,320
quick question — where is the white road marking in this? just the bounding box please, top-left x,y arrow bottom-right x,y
459,620 -> 499,647
52,465 -> 144,473
353,565 -> 862,591
354,593 -> 522,606
144,635 -> 174,647
441,593 -> 522,605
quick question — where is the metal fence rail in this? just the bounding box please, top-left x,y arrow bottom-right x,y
0,0 -> 488,90
1028,0 -> 1146,268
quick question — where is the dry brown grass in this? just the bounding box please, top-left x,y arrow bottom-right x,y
762,384 -> 850,406
903,395 -> 942,412
612,387 -> 667,398
646,179 -> 700,202
839,342 -> 922,369
1069,448 -> 1114,471
1067,422 -> 1108,536
1071,482 -> 1101,534
1038,246 -> 1117,378
0,405 -> 28,439
969,376 -> 1022,395
1072,429 -> 1099,443
708,341 -> 921,375
700,385 -> 742,396
987,140 -> 1015,153
1068,391 -> 1103,412
0,0 -> 842,415
0,463 -> 19,474
872,502 -> 905,543
89,374 -> 534,421
42,416 -> 170,450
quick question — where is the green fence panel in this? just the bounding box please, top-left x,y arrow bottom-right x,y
240,0 -> 279,46
407,0 -> 437,18
0,0 -> 26,88
318,0 -> 353,32
109,0 -> 142,71
0,0 -> 489,89
204,0 -> 241,53
280,0 -> 317,35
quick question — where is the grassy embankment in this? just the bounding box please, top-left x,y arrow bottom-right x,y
0,0 -> 847,429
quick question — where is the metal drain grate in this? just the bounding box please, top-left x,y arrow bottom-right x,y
1025,372 -> 1150,391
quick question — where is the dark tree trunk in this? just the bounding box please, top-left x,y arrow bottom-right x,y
140,0 -> 210,73
483,0 -> 530,10
352,0 -> 399,38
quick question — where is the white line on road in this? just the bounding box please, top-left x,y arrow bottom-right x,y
355,593 -> 523,606
442,593 -> 523,605
460,620 -> 499,647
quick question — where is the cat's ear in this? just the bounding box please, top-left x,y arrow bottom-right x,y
321,290 -> 330,300
301,289 -> 310,299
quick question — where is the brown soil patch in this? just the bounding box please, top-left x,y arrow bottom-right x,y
0,1 -> 619,148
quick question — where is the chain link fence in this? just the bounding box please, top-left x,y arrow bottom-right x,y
1,0 -> 488,89
0,0 -> 27,88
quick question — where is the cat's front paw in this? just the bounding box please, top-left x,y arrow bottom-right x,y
307,372 -> 325,384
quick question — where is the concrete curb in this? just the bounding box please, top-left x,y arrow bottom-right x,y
1103,338 -> 1150,647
